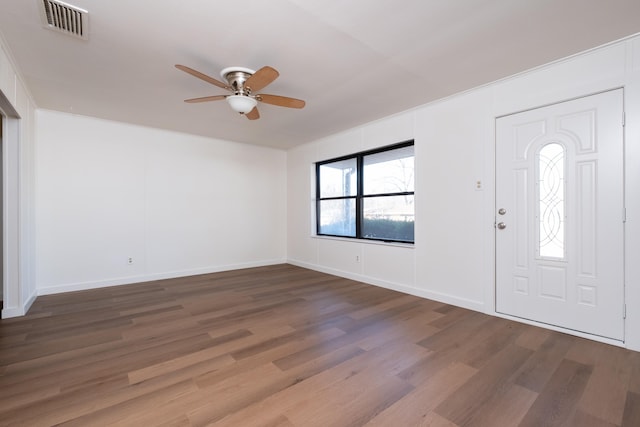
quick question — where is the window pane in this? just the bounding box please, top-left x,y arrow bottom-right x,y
363,145 -> 414,195
319,159 -> 357,198
362,195 -> 414,242
538,143 -> 565,259
318,199 -> 356,237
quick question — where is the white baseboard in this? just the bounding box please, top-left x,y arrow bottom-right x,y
24,290 -> 37,313
2,305 -> 25,318
36,258 -> 287,296
287,258 -> 485,313
1,289 -> 37,318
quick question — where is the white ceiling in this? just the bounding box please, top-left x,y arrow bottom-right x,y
1,1 -> 640,149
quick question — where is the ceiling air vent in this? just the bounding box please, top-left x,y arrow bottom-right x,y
40,0 -> 89,40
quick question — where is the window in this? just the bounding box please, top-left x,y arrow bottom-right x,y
316,141 -> 414,243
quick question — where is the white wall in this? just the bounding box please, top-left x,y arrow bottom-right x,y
0,35 -> 37,318
287,35 -> 640,351
36,111 -> 287,294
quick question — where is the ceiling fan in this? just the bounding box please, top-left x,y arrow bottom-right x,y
175,64 -> 305,120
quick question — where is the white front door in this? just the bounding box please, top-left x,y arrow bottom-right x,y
496,89 -> 625,341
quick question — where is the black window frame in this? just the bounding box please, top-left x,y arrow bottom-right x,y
315,140 -> 415,244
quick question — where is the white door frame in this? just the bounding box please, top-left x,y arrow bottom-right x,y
0,89 -> 23,318
493,89 -> 627,346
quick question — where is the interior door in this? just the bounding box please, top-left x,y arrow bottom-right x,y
496,89 -> 625,341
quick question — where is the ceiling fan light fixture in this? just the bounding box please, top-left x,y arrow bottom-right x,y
176,64 -> 305,120
226,95 -> 257,114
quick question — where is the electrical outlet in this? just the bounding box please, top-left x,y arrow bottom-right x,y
356,255 -> 360,263
127,257 -> 134,265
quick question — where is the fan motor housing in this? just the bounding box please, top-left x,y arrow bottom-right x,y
220,67 -> 255,94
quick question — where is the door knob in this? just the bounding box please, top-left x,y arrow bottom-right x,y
497,222 -> 506,230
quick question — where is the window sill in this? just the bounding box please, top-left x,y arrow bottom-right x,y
311,234 -> 415,249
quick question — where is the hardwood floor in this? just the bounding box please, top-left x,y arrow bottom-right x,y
0,264 -> 638,426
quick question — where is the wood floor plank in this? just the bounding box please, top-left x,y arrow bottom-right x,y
211,339 -> 426,427
515,325 -> 553,351
458,318 -> 527,369
513,332 -> 574,392
188,363 -> 292,426
283,371 -> 413,427
577,346 -> 634,425
207,345 -> 368,427
272,300 -> 424,371
565,336 -> 610,365
518,359 -> 593,427
193,326 -> 348,390
622,391 -> 640,427
433,343 -> 534,425
1,375 -> 195,426
364,362 -> 477,426
459,382 -> 538,427
58,379 -> 200,426
0,328 -> 124,366
0,384 -> 61,413
127,349 -> 237,385
0,264 -> 637,426
628,351 -> 640,394
398,313 -> 502,386
567,410 -> 618,427
416,412 -> 460,427
355,308 -> 441,351
0,322 -> 216,388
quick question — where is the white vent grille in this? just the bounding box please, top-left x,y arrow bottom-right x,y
40,0 -> 88,40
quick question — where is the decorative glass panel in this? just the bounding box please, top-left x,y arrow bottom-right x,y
538,143 -> 565,259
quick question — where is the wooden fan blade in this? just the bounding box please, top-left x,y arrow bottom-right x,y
245,107 -> 260,120
257,94 -> 305,109
244,66 -> 279,92
184,95 -> 227,103
175,64 -> 230,90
